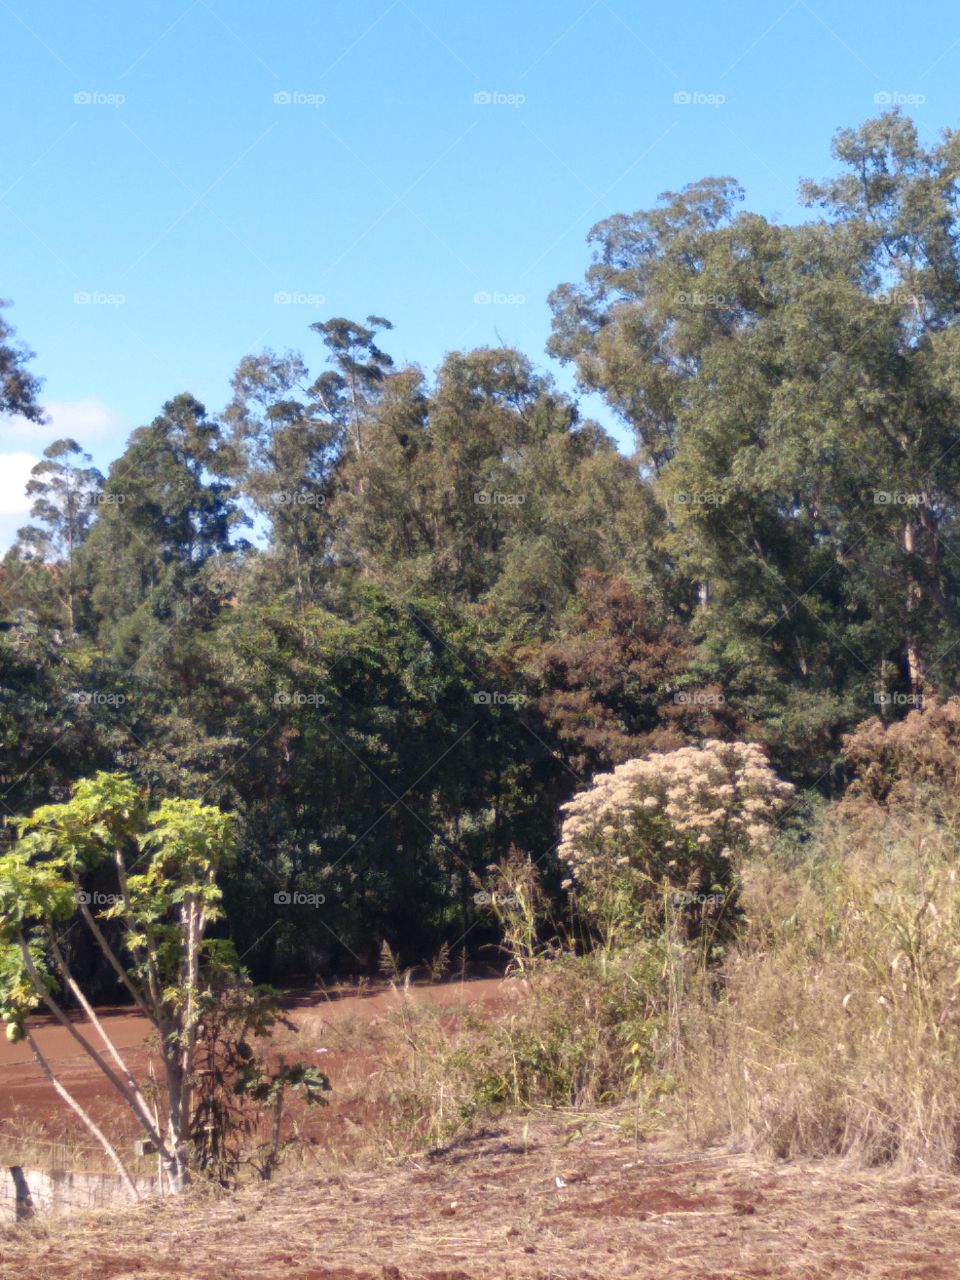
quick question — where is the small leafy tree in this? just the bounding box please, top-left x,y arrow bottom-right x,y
0,772 -> 326,1194
187,963 -> 329,1185
558,741 -> 793,955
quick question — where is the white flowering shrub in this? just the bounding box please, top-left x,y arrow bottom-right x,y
558,741 -> 794,951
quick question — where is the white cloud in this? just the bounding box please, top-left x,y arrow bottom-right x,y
2,397 -> 125,446
0,450 -> 39,515
0,399 -> 129,552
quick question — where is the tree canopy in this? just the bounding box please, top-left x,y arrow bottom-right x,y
3,108 -> 959,977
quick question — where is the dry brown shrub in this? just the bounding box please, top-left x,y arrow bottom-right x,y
674,807 -> 960,1171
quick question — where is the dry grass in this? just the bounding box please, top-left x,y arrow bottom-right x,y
9,806 -> 960,1273
674,810 -> 960,1171
285,808 -> 960,1180
4,1109 -> 960,1279
0,1114 -> 99,1173
353,950 -> 675,1156
0,1112 -> 156,1179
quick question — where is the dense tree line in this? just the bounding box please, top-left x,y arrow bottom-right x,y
3,112 -> 959,982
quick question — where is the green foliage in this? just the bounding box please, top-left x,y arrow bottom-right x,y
5,108 -> 960,994
0,298 -> 43,420
16,770 -> 145,869
80,394 -> 243,664
12,439 -> 103,631
550,111 -> 960,780
0,940 -> 53,1042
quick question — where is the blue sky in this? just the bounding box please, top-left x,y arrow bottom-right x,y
1,0 -> 957,546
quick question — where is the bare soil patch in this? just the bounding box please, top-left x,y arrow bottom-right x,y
3,1113 -> 960,1279
0,978 -> 516,1157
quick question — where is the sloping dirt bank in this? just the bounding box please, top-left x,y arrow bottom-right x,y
0,978 -> 515,1150
3,1112 -> 960,1280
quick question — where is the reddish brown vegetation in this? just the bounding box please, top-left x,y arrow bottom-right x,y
842,696 -> 960,815
526,570 -> 743,775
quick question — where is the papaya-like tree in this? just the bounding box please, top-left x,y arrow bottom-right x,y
0,772 -> 306,1194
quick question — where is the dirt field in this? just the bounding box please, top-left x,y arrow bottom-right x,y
4,1111 -> 960,1279
5,981 -> 960,1278
0,978 -> 519,1155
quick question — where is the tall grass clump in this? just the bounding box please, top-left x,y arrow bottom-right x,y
371,943 -> 674,1151
676,700 -> 960,1171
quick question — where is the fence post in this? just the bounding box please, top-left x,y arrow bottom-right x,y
8,1166 -> 35,1222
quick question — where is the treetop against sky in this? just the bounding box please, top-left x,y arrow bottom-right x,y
1,0 -> 958,548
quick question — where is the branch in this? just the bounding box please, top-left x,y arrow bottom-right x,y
70,870 -> 152,1018
46,931 -> 170,1158
24,1028 -> 139,1199
18,937 -> 163,1147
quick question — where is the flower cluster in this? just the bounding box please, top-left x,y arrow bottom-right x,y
558,741 -> 793,945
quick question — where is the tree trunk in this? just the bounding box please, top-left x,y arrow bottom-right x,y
903,519 -> 925,701
162,1048 -> 191,1193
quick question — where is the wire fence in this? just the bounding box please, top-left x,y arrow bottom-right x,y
0,1131 -> 104,1153
0,1164 -> 158,1222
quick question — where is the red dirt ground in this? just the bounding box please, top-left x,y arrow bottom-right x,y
5,982 -> 960,1277
4,1113 -> 960,1278
0,978 -> 517,1154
